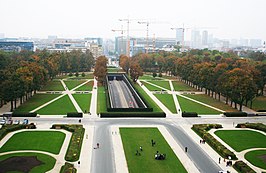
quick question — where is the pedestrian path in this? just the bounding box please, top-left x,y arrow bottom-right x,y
0,128 -> 72,173
89,78 -> 98,117
209,128 -> 266,173
169,80 -> 182,117
137,80 -> 172,116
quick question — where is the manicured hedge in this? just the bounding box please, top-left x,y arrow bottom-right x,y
223,112 -> 247,117
182,112 -> 198,117
236,123 -> 266,133
60,162 -> 77,173
100,112 -> 166,118
233,161 -> 256,173
67,112 -> 83,118
0,124 -> 27,140
192,124 -> 237,160
12,112 -> 37,117
51,124 -> 85,162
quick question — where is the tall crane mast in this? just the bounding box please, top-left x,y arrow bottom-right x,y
171,24 -> 190,52
138,21 -> 150,53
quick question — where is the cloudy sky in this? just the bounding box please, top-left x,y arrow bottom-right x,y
1,0 -> 266,41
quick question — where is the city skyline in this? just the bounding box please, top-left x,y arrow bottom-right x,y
1,0 -> 266,41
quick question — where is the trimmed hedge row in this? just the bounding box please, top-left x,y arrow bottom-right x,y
0,124 -> 27,140
60,162 -> 77,173
192,124 -> 237,160
51,124 -> 85,162
236,123 -> 266,133
100,112 -> 166,118
223,112 -> 247,117
233,161 -> 256,173
182,112 -> 198,117
12,112 -> 37,117
67,112 -> 83,118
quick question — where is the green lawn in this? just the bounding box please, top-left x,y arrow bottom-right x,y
0,131 -> 65,154
177,95 -> 222,114
64,80 -> 87,90
54,75 -> 70,79
245,150 -> 266,170
73,94 -> 91,113
248,96 -> 266,111
148,81 -> 171,90
214,130 -> 266,152
172,81 -> 198,91
97,86 -> 107,114
155,94 -> 177,113
13,94 -> 60,113
120,128 -> 187,173
0,152 -> 56,173
133,83 -> 162,112
139,75 -> 163,80
40,81 -> 64,91
37,95 -> 76,115
142,81 -> 162,91
183,94 -> 238,112
74,81 -> 93,91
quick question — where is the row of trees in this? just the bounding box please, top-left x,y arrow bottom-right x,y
0,50 -> 94,111
122,50 -> 265,111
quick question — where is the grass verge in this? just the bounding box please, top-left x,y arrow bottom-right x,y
0,152 -> 56,173
245,150 -> 266,170
37,95 -> 76,115
13,94 -> 60,113
155,94 -> 177,113
120,128 -> 187,173
0,131 -> 65,154
73,94 -> 91,113
177,95 -> 222,114
40,81 -> 64,91
214,130 -> 266,152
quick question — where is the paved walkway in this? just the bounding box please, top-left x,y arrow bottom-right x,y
169,80 -> 182,117
89,77 -> 98,117
137,80 -> 172,116
0,128 -> 72,173
209,128 -> 266,172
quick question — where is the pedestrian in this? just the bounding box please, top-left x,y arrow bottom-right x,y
97,143 -> 99,148
185,147 -> 188,152
140,146 -> 143,151
151,139 -> 153,146
219,157 -> 221,164
200,139 -> 202,144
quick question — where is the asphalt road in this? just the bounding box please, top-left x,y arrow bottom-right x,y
23,117 -> 266,173
108,80 -> 138,108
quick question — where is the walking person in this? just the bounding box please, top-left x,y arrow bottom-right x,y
219,157 -> 221,164
97,143 -> 99,149
185,147 -> 188,152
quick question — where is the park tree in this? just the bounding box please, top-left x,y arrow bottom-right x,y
119,54 -> 130,74
129,61 -> 143,82
94,56 -> 107,85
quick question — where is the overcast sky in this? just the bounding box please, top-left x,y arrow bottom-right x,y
1,0 -> 266,41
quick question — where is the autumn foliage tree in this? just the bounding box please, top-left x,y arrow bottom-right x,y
129,61 -> 143,82
119,54 -> 130,74
93,56 -> 108,85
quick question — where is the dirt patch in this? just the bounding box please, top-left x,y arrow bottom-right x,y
258,154 -> 266,163
0,156 -> 43,173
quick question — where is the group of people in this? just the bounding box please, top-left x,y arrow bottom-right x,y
155,151 -> 166,160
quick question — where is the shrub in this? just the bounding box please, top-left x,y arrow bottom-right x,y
100,112 -> 166,118
51,124 -> 85,162
158,73 -> 162,77
233,161 -> 256,173
152,72 -> 157,78
236,123 -> 266,133
192,124 -> 237,160
182,112 -> 198,117
67,112 -> 83,118
0,124 -> 27,140
81,72 -> 85,77
12,112 -> 37,117
69,72 -> 73,77
223,112 -> 247,117
75,72 -> 79,77
60,162 -> 77,173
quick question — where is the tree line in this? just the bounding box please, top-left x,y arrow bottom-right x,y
0,50 -> 94,111
120,49 -> 266,111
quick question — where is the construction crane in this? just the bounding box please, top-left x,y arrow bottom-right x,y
171,25 -> 191,52
139,20 -> 169,53
112,25 -> 126,56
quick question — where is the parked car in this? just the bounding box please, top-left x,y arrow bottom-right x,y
0,119 -> 6,125
13,120 -> 20,125
23,119 -> 29,125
